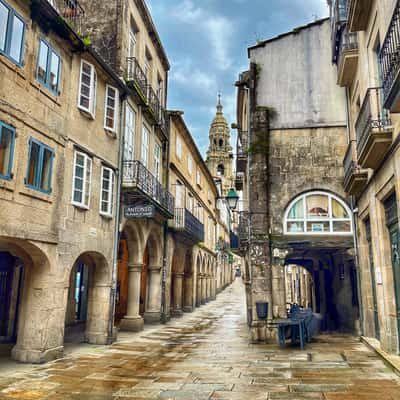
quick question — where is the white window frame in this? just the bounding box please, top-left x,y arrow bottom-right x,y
124,104 -> 135,162
187,193 -> 194,213
187,154 -> 193,175
128,27 -> 136,58
72,150 -> 92,209
78,60 -> 97,118
208,216 -> 212,241
100,166 -> 114,217
141,124 -> 150,167
176,134 -> 182,159
154,142 -> 161,180
176,182 -> 184,209
283,191 -> 353,236
104,85 -> 119,132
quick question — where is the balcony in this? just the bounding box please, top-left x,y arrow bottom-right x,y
169,208 -> 204,243
122,160 -> 174,218
235,173 -> 244,191
49,0 -> 85,34
380,0 -> 400,112
343,141 -> 368,195
236,131 -> 248,173
347,0 -> 373,32
356,88 -> 393,169
337,31 -> 359,87
126,57 -> 148,104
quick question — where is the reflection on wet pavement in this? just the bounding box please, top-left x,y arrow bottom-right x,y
1,280 -> 400,399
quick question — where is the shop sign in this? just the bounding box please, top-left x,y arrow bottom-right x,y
124,205 -> 155,219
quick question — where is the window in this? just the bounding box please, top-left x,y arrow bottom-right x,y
197,203 -> 203,223
100,166 -> 114,216
154,142 -> 161,180
187,154 -> 193,175
0,0 -> 25,65
141,125 -> 150,167
78,60 -> 97,117
176,134 -> 182,159
176,181 -> 184,208
128,23 -> 136,58
124,104 -> 135,161
196,169 -> 202,186
217,164 -> 224,176
187,193 -> 194,213
104,85 -> 119,132
36,39 -> 60,94
72,151 -> 92,208
208,216 -> 212,241
144,53 -> 151,82
0,121 -> 15,180
25,138 -> 54,193
157,76 -> 163,103
284,191 -> 352,235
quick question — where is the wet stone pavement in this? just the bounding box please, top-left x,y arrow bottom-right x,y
1,280 -> 400,399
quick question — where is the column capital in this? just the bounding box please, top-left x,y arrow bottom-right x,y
128,263 -> 143,272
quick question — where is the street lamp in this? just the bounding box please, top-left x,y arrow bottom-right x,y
226,188 -> 239,211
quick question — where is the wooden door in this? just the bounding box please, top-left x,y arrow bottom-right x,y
115,240 -> 129,322
390,224 -> 400,349
0,253 -> 14,339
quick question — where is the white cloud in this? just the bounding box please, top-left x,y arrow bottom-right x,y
170,0 -> 234,71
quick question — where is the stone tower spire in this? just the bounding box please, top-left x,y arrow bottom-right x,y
206,94 -> 234,196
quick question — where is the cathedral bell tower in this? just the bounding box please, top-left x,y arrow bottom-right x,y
206,95 -> 234,196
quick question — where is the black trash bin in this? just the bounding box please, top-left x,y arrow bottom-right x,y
256,301 -> 269,320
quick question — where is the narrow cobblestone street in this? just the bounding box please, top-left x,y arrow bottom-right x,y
0,280 -> 399,399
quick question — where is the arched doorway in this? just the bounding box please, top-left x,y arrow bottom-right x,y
183,250 -> 194,312
65,252 -> 110,345
115,234 -> 129,323
0,252 -> 24,354
195,254 -> 202,307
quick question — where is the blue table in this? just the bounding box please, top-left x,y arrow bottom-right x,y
274,318 -> 306,350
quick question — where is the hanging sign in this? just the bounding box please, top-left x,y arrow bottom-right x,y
124,205 -> 155,219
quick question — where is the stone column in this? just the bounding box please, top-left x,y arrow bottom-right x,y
183,274 -> 194,312
201,274 -> 206,304
172,272 -> 184,316
196,273 -> 202,307
120,263 -> 144,332
272,264 -> 287,318
144,265 -> 162,323
211,274 -> 216,300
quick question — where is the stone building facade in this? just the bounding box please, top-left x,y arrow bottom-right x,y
329,0 -> 400,354
168,111 -> 232,316
0,0 -> 126,362
235,19 -> 360,340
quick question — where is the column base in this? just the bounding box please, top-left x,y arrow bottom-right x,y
12,345 -> 63,364
171,309 -> 183,317
200,299 -> 206,305
144,311 -> 161,324
119,316 -> 144,332
183,306 -> 194,312
85,331 -> 109,345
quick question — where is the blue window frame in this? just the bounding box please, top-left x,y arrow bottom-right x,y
25,138 -> 54,193
0,121 -> 15,180
36,39 -> 61,95
0,0 -> 25,66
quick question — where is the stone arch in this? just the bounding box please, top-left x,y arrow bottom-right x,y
65,251 -> 111,346
195,252 -> 203,307
183,248 -> 194,312
0,237 -> 58,363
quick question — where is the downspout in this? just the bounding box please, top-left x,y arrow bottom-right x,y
161,113 -> 171,324
108,93 -> 126,343
345,86 -> 364,335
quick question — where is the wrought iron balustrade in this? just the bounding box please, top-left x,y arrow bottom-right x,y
338,31 -> 358,67
48,0 -> 85,33
147,85 -> 161,119
237,131 -> 248,157
380,0 -> 400,106
172,208 -> 204,242
355,87 -> 391,155
123,160 -> 174,216
126,57 -> 148,98
343,141 -> 355,183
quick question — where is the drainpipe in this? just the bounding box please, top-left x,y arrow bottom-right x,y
345,86 -> 364,335
107,95 -> 126,343
161,114 -> 171,324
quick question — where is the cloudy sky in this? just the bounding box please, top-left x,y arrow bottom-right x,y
147,0 -> 329,156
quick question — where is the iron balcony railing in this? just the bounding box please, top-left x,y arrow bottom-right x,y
126,57 -> 148,99
147,85 -> 161,120
355,87 -> 391,156
123,160 -> 174,216
380,0 -> 400,107
49,0 -> 85,33
331,0 -> 349,63
172,208 -> 204,242
338,31 -> 358,64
